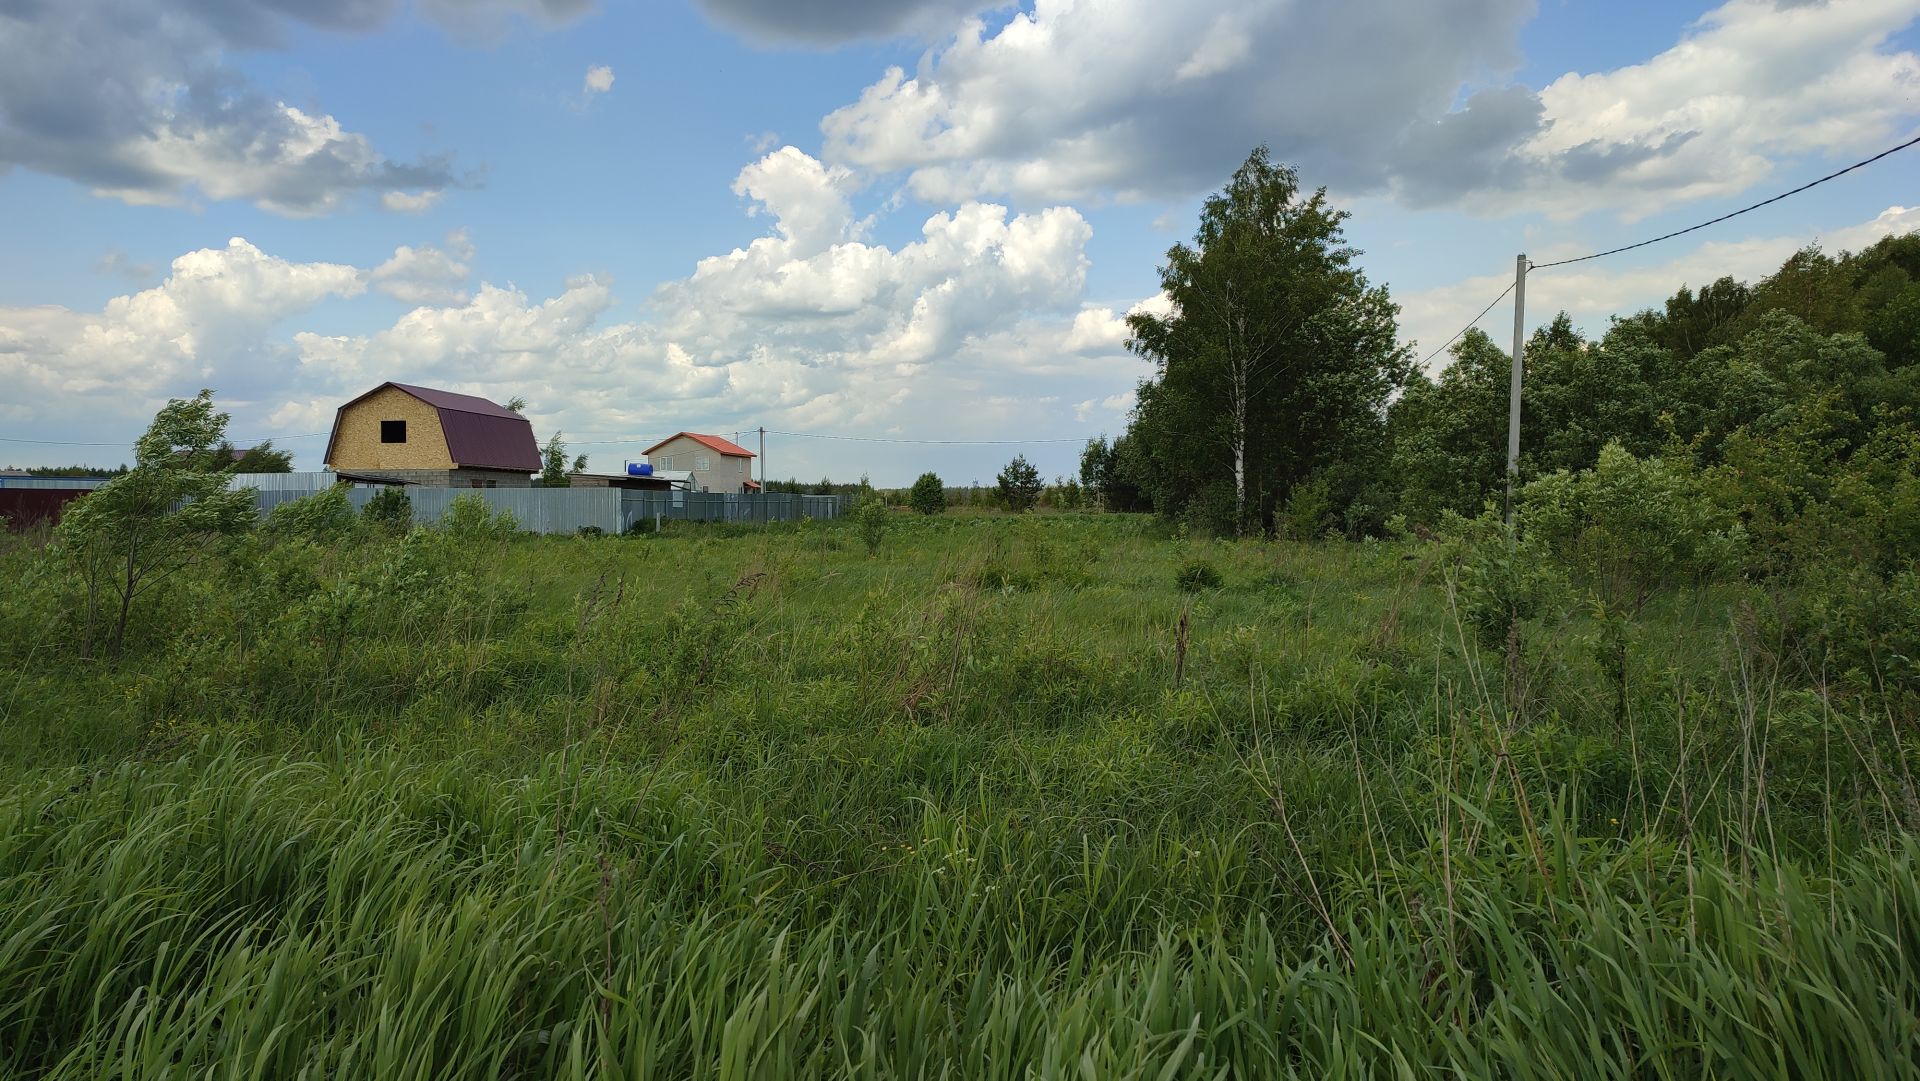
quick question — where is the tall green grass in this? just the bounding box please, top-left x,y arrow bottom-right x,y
2,748 -> 1916,1078
0,514 -> 1914,1075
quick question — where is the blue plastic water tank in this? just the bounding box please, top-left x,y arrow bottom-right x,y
627,462 -> 654,477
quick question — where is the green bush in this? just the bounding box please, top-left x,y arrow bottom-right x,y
910,472 -> 947,516
852,494 -> 890,556
263,486 -> 358,541
361,486 -> 412,535
1174,557 -> 1223,592
439,493 -> 519,539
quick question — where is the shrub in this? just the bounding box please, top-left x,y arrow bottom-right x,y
440,493 -> 519,539
1174,557 -> 1223,593
853,495 -> 890,557
1282,474 -> 1333,540
361,486 -> 412,535
910,472 -> 947,516
263,486 -> 358,541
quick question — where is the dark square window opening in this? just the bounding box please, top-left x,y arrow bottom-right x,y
380,419 -> 407,443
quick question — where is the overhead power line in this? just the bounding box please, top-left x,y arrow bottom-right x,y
1418,281 -> 1517,368
0,431 -> 328,447
1529,133 -> 1920,270
766,429 -> 1092,446
1417,131 -> 1920,364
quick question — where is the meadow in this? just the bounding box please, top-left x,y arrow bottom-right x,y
1,508 -> 1917,1078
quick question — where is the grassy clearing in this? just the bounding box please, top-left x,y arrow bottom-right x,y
1,513 -> 1916,1077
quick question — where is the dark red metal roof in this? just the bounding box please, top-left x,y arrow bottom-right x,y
389,383 -> 541,471
642,431 -> 755,458
325,382 -> 541,472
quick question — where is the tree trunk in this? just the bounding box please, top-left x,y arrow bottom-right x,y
1231,312 -> 1249,536
110,536 -> 139,657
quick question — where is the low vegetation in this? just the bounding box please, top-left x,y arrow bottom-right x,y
2,475 -> 1917,1074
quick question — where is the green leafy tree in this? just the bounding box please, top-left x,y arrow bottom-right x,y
1126,146 -> 1409,534
55,390 -> 258,656
996,455 -> 1043,512
539,431 -> 588,486
221,441 -> 294,473
909,472 -> 947,515
1522,443 -> 1745,733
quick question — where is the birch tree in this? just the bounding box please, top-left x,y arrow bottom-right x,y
1125,148 -> 1408,534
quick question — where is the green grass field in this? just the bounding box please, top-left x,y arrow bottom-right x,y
2,512 -> 1917,1077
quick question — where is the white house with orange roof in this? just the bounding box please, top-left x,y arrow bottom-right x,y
642,432 -> 758,494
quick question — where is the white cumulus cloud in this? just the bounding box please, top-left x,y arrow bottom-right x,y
817,0 -> 1920,219
584,64 -> 615,94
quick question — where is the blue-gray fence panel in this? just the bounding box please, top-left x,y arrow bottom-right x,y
618,491 -> 849,529
227,471 -> 344,493
248,485 -> 849,534
0,477 -> 111,490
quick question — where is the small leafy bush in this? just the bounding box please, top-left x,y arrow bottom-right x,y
263,487 -> 358,542
853,495 -> 890,557
1174,557 -> 1223,593
440,493 -> 519,539
361,486 -> 412,535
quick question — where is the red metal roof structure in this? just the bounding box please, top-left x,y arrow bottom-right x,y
325,382 -> 541,472
642,432 -> 755,458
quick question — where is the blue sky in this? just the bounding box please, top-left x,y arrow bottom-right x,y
2,0 -> 1916,484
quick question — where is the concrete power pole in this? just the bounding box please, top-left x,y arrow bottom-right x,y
1505,253 -> 1528,523
758,426 -> 767,524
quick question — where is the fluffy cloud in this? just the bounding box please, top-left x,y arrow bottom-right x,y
370,230 -> 477,306
382,190 -> 444,214
1400,204 -> 1920,368
296,148 -> 1112,439
665,147 -> 1093,376
0,0 -> 594,214
0,239 -> 363,414
0,148 -> 1150,475
1448,0 -> 1920,218
819,0 -> 1920,217
584,65 -> 616,95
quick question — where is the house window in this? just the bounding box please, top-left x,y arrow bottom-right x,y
380,420 -> 407,443
695,454 -> 711,471
656,455 -> 673,469
736,459 -> 744,475
470,479 -> 483,489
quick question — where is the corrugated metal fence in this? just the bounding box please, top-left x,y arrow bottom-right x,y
2,474 -> 852,535
251,485 -> 851,534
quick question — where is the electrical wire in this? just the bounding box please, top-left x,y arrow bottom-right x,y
0,431 -> 328,447
1529,133 -> 1920,270
1414,131 -> 1920,361
1417,281 -> 1516,367
766,429 -> 1093,445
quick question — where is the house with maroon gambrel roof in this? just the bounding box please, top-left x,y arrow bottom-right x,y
324,382 -> 540,487
643,432 -> 757,494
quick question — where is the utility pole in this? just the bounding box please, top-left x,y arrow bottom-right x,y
1505,253 -> 1527,523
758,426 -> 766,524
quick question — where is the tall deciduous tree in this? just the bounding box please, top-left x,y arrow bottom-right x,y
1125,147 -> 1408,533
